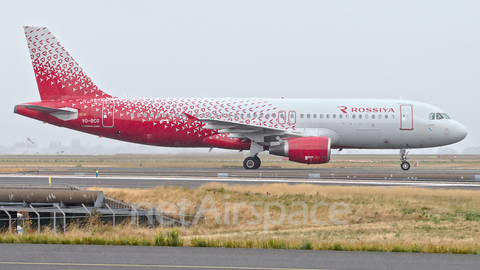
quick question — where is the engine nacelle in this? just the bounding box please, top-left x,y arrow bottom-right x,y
269,136 -> 331,164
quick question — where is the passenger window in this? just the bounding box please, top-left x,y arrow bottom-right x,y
391,115 -> 395,119
241,113 -> 244,118
365,115 -> 369,119
372,115 -> 375,119
300,114 -> 304,119
359,114 -> 363,119
272,113 -> 276,118
385,115 -> 388,119
333,114 -> 336,119
313,114 -> 317,118
265,114 -> 269,119
352,114 -> 356,119
339,114 -> 343,119
378,115 -> 382,119
320,114 -> 324,119
326,114 -> 330,119
247,113 -> 251,118
345,114 -> 349,119
307,114 -> 310,119
429,113 -> 436,120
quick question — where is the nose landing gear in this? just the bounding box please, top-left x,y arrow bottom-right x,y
400,149 -> 410,171
401,161 -> 410,171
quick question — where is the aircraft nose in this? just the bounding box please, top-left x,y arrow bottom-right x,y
455,122 -> 468,141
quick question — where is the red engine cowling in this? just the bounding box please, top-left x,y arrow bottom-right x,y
269,136 -> 331,164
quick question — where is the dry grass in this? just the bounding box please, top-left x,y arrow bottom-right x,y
0,222 -> 181,247
82,183 -> 480,253
0,168 -> 26,173
2,183 -> 479,253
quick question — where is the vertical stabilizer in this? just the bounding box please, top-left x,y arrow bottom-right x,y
24,26 -> 111,100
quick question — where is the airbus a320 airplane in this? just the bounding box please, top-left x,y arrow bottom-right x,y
15,27 -> 468,170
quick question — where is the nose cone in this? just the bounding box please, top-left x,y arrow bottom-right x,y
455,122 -> 468,142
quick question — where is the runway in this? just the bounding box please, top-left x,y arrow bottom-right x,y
0,244 -> 478,270
26,166 -> 480,182
2,164 -> 480,190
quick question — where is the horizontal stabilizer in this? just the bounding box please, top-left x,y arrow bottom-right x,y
16,104 -> 78,121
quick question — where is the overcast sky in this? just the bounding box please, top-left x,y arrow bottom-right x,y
1,1 -> 479,154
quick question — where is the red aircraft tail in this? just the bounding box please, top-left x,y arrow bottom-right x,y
24,26 -> 111,101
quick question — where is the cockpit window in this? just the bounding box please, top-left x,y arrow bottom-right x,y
431,113 -> 451,120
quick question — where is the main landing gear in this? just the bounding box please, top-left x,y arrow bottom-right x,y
244,140 -> 263,170
400,149 -> 410,171
243,155 -> 261,170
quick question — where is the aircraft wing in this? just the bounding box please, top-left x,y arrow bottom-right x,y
184,113 -> 339,143
197,118 -> 303,139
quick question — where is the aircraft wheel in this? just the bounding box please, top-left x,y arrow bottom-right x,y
244,157 -> 260,170
401,161 -> 411,171
253,156 -> 261,169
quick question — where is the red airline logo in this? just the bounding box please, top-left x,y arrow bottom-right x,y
338,106 -> 347,114
337,106 -> 395,113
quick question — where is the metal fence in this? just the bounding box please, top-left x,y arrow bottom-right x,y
0,204 -> 205,234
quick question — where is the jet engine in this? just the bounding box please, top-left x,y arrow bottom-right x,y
269,136 -> 331,164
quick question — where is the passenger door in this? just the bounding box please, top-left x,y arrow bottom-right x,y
102,100 -> 115,127
400,105 -> 413,130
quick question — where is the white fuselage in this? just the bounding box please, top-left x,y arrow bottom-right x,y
256,98 -> 467,149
